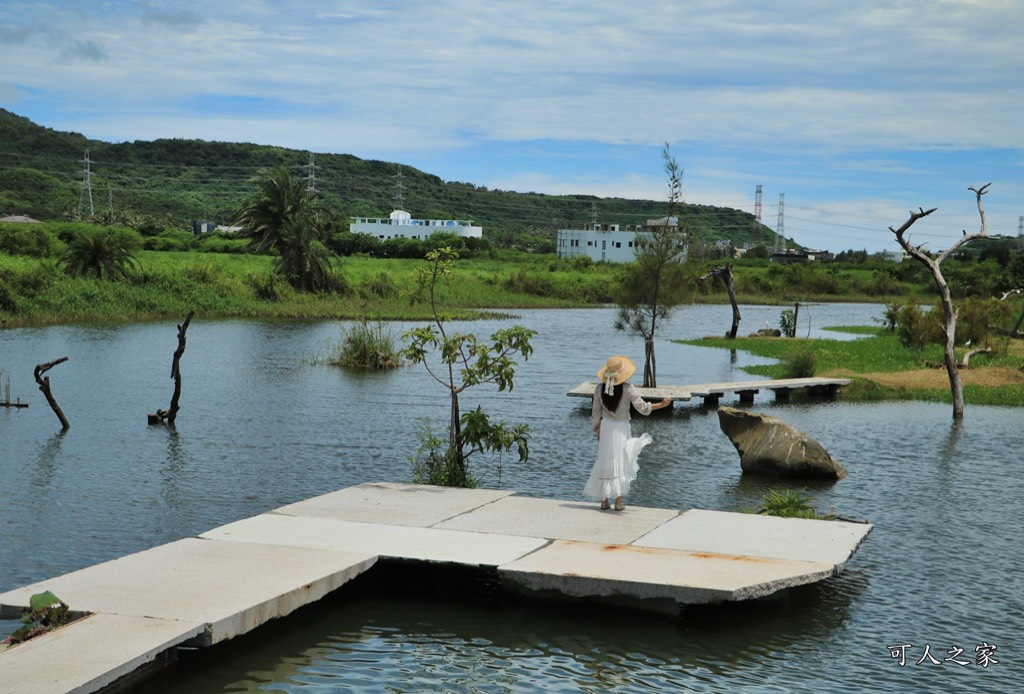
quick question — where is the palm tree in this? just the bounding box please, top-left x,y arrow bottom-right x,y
275,211 -> 335,292
59,230 -> 138,280
234,166 -> 335,290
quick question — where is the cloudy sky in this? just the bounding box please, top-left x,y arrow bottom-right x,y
2,0 -> 1022,252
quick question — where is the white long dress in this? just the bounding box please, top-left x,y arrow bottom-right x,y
583,383 -> 653,500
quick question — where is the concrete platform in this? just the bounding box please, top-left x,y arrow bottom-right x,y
0,538 -> 377,647
202,513 -> 548,567
433,495 -> 681,545
635,509 -> 871,569
0,614 -> 204,694
273,482 -> 516,526
0,482 -> 871,693
501,540 -> 836,605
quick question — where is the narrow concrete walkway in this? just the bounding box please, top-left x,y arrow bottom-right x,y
0,482 -> 871,694
568,377 -> 852,406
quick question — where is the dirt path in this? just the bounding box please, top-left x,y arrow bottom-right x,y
831,367 -> 1024,390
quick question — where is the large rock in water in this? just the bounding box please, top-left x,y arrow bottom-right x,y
717,406 -> 847,479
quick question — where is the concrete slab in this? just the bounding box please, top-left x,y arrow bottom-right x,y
0,538 -> 376,647
500,539 -> 836,605
0,613 -> 203,694
201,513 -> 549,567
273,482 -> 515,526
434,496 -> 681,545
634,509 -> 873,568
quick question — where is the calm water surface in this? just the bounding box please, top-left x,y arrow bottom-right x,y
1,304 -> 1019,692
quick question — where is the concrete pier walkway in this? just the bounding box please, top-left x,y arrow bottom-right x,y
569,377 -> 852,406
0,483 -> 871,693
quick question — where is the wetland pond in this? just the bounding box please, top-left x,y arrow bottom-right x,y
1,304 -> 1019,692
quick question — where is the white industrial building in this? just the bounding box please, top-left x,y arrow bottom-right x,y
349,210 -> 483,241
556,218 -> 681,263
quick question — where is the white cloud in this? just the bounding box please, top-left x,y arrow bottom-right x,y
2,0 -> 1022,252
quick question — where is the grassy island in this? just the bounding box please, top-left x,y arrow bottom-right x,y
680,328 -> 1024,407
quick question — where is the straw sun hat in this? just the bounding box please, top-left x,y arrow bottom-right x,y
597,355 -> 636,395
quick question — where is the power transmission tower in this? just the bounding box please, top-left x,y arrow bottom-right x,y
305,153 -> 317,198
751,184 -> 763,248
78,150 -> 94,218
1018,215 -> 1023,252
591,202 -> 598,226
394,166 -> 404,211
775,193 -> 785,252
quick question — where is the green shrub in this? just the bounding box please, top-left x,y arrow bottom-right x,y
781,348 -> 817,378
958,297 -> 1012,346
570,254 -> 594,271
143,229 -> 198,252
359,271 -> 398,299
504,269 -> 555,296
331,320 -> 401,370
895,303 -> 943,349
247,272 -> 279,300
0,224 -> 56,257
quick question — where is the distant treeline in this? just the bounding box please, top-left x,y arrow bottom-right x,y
0,108 -> 776,253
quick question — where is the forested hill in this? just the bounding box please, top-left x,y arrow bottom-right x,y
0,108 -> 773,249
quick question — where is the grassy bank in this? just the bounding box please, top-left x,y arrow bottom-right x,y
0,251 -> 623,326
679,328 -> 1024,407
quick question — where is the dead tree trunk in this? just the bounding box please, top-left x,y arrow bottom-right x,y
34,357 -> 70,431
700,263 -> 741,338
960,347 -> 993,368
149,311 -> 194,426
889,184 -> 990,420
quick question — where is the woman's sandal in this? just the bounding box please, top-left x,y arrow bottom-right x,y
600,499 -> 611,510
614,499 -> 625,511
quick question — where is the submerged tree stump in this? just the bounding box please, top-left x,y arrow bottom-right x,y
149,311 -> 194,427
34,357 -> 70,430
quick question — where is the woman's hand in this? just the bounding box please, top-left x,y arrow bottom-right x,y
659,397 -> 672,409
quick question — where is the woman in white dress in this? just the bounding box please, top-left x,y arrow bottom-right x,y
584,356 -> 672,511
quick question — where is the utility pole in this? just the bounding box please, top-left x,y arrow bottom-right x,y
78,150 -> 94,218
775,193 -> 785,252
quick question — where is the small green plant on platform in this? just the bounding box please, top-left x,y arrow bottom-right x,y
409,419 -> 478,488
756,488 -> 825,519
1,591 -> 73,648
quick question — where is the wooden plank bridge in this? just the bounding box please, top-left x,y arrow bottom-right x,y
568,377 -> 851,407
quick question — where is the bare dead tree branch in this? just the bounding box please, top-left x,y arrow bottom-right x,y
887,185 -> 993,420
149,311 -> 194,427
34,356 -> 69,430
700,263 -> 740,339
960,347 -> 993,368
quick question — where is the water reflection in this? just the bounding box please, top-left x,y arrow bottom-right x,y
159,562 -> 867,694
32,431 -> 65,490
